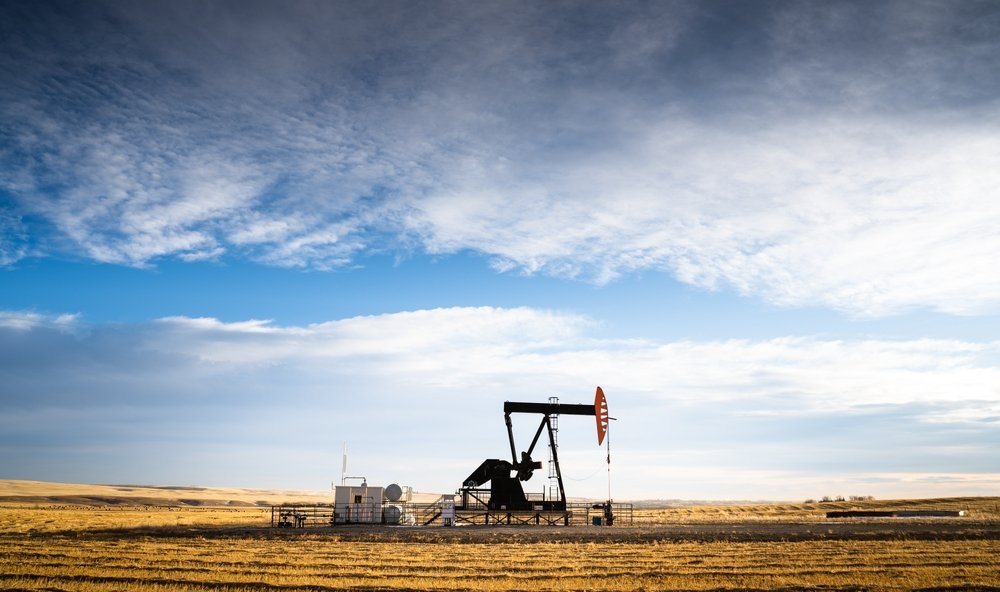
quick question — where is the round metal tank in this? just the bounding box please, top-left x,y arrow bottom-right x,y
384,505 -> 402,524
384,483 -> 403,502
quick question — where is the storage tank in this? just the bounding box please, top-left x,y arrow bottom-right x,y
383,504 -> 402,524
384,483 -> 403,502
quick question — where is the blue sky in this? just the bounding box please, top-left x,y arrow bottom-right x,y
1,0 -> 998,500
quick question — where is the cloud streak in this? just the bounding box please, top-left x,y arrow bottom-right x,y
2,1 -> 999,316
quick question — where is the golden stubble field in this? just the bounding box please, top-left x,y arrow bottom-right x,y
1,482 -> 998,591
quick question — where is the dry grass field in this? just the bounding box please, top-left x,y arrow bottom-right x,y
1,481 -> 998,591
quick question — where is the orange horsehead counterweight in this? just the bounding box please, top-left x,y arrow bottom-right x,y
595,386 -> 609,446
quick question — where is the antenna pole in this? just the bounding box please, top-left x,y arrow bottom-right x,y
341,442 -> 348,486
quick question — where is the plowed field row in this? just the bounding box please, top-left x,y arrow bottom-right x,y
2,503 -> 998,591
2,536 -> 998,591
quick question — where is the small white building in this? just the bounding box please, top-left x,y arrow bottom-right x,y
334,485 -> 384,523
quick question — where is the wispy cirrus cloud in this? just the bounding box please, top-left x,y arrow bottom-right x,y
0,208 -> 28,266
0,310 -> 78,331
1,307 -> 996,495
2,1 -> 999,316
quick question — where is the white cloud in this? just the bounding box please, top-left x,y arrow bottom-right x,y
226,213 -> 310,246
156,316 -> 286,334
39,308 -> 999,417
2,306 -> 997,495
0,311 -> 78,331
410,118 -> 1000,317
3,2 -> 1000,315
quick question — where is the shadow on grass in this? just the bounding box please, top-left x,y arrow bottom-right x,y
29,520 -> 1000,544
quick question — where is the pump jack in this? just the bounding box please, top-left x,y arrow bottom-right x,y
459,387 -> 609,512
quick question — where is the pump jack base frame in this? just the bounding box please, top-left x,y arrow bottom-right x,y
458,510 -> 572,526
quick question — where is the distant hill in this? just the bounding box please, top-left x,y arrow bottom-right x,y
0,479 -> 333,507
4,480 -> 997,518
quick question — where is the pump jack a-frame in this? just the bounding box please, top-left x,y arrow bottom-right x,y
459,387 -> 609,512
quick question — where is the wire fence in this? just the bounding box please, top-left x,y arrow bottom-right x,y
270,500 -> 633,527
